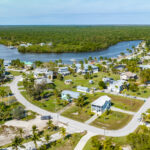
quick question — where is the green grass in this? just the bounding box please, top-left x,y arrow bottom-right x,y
61,106 -> 93,122
17,81 -> 23,86
108,94 -> 144,112
54,72 -> 120,91
90,111 -> 133,130
61,92 -> 143,122
9,71 -> 23,76
126,86 -> 150,98
21,91 -> 67,112
46,132 -> 86,150
83,135 -> 128,150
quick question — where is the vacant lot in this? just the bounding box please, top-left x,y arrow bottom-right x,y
90,111 -> 133,130
21,91 -> 67,112
62,106 -> 93,122
108,94 -> 144,112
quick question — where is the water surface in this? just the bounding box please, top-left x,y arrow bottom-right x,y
0,40 -> 141,64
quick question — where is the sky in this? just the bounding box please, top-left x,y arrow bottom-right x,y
0,0 -> 150,25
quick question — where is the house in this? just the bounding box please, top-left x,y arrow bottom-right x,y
139,65 -> 150,70
77,86 -> 90,93
120,72 -> 137,80
34,68 -> 53,80
114,65 -> 126,71
35,78 -> 53,85
102,77 -> 114,84
40,43 -> 45,46
75,64 -> 99,74
91,95 -> 111,115
89,80 -> 94,84
61,90 -> 80,101
4,60 -> 11,67
108,80 -> 125,93
65,79 -> 72,85
58,67 -> 70,76
24,61 -> 33,68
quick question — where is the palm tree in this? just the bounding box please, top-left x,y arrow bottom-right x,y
11,136 -> 25,150
60,127 -> 66,139
18,128 -> 24,138
47,120 -> 54,131
31,125 -> 40,149
0,88 -> 7,102
45,134 -> 51,144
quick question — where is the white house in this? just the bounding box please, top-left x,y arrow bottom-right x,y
91,95 -> 111,115
139,65 -> 150,70
75,64 -> 99,74
77,86 -> 90,93
35,78 -> 53,85
120,72 -> 137,80
102,77 -> 114,84
58,67 -> 70,76
61,90 -> 80,101
34,68 -> 53,80
65,79 -> 72,85
108,80 -> 125,93
40,43 -> 45,46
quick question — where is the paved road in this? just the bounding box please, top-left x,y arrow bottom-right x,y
9,76 -> 150,149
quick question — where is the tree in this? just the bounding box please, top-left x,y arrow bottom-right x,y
75,94 -> 86,108
12,106 -> 26,120
60,127 -> 66,139
31,125 -> 40,149
0,88 -> 7,102
45,134 -> 51,144
18,128 -> 24,138
98,81 -> 106,89
11,136 -> 25,150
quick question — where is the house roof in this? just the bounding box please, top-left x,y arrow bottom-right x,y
77,86 -> 89,91
62,90 -> 80,99
91,95 -> 111,107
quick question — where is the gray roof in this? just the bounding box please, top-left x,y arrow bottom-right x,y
62,90 -> 80,99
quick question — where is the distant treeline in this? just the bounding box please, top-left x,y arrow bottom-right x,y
0,25 -> 150,53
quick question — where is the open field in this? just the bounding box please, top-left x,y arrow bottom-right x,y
61,106 -> 93,122
90,111 -> 133,130
126,86 -> 150,98
108,94 -> 144,112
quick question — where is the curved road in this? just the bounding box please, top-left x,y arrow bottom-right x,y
10,76 -> 150,149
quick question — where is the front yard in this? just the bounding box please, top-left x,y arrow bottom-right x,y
90,111 -> 133,130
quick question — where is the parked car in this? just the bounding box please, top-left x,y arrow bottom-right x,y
41,115 -> 52,120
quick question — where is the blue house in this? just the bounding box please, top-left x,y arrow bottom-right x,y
61,90 -> 80,101
91,95 -> 111,115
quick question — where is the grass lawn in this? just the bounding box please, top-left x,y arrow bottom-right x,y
90,111 -> 133,130
17,81 -> 23,86
46,132 -> 86,150
9,71 -> 23,76
21,91 -> 67,112
61,92 -> 143,122
108,94 -> 144,112
54,72 -> 120,91
61,106 -> 93,122
83,135 -> 128,150
126,86 -> 150,98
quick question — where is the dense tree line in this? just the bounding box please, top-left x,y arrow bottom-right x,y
0,25 -> 150,53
